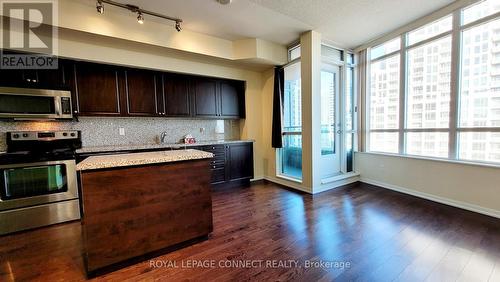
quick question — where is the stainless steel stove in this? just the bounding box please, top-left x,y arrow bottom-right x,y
0,130 -> 82,235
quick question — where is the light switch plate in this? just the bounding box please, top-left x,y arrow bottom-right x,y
119,128 -> 125,136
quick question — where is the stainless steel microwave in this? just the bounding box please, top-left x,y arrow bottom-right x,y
0,87 -> 73,119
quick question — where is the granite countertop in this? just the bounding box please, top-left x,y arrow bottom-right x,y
76,139 -> 254,154
76,149 -> 214,171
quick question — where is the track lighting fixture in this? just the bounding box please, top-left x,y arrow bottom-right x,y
95,0 -> 183,31
96,0 -> 104,14
137,11 -> 144,24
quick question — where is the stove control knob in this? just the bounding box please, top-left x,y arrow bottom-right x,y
13,134 -> 19,139
70,133 -> 76,137
22,133 -> 28,138
63,132 -> 68,137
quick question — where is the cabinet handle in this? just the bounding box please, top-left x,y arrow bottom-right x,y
32,79 -> 37,83
212,166 -> 216,169
26,78 -> 31,82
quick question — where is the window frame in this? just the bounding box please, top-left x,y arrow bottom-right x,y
365,1 -> 500,165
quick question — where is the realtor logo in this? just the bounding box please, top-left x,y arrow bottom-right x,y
0,0 -> 58,69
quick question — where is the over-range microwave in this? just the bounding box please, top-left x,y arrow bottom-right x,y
0,87 -> 73,120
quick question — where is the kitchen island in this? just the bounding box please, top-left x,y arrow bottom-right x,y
77,149 -> 214,275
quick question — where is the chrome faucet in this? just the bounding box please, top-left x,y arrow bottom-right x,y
160,132 -> 168,144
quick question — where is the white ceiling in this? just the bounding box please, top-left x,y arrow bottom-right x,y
110,0 -> 455,49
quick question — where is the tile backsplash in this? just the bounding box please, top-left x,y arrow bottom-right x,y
0,117 -> 240,151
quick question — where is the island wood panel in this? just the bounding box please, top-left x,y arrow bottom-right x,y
80,159 -> 213,273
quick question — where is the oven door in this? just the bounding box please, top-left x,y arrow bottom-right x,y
0,160 -> 78,211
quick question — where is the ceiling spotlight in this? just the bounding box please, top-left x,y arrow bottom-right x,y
96,0 -> 104,14
217,0 -> 232,4
137,11 -> 144,24
93,1 -> 182,31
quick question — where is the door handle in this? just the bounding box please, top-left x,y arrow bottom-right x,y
55,97 -> 61,115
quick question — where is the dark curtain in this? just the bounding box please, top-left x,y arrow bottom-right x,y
272,66 -> 284,148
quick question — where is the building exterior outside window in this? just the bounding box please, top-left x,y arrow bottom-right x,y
366,0 -> 500,165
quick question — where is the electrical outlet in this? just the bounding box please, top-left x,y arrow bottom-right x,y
119,128 -> 125,136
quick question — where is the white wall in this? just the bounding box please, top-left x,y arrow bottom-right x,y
52,0 -> 287,65
355,152 -> 500,218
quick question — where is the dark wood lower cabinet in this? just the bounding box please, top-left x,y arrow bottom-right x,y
226,143 -> 254,182
197,142 -> 254,185
79,159 -> 213,274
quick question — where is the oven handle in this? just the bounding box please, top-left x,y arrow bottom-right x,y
0,159 -> 76,170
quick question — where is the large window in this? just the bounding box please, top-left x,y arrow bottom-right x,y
369,40 -> 400,153
366,0 -> 500,165
280,61 -> 302,179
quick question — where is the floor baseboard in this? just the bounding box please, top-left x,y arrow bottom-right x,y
360,177 -> 500,219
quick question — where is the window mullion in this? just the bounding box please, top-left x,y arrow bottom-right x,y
399,33 -> 407,154
448,9 -> 461,160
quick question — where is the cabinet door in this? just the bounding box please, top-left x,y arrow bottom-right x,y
123,69 -> 159,116
0,69 -> 26,87
164,74 -> 191,117
35,59 -> 71,90
193,78 -> 218,117
35,67 -> 68,89
219,80 -> 243,118
226,143 -> 254,181
73,62 -> 121,116
0,61 -> 69,90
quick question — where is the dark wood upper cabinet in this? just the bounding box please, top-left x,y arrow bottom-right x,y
219,80 -> 244,118
163,74 -> 191,117
35,60 -> 71,90
192,78 -> 245,119
226,143 -> 254,181
72,62 -> 121,116
193,78 -> 219,117
0,55 -> 246,119
123,69 -> 159,116
0,61 -> 69,90
0,69 -> 26,87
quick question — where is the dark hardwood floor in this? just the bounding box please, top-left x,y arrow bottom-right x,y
0,181 -> 499,281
